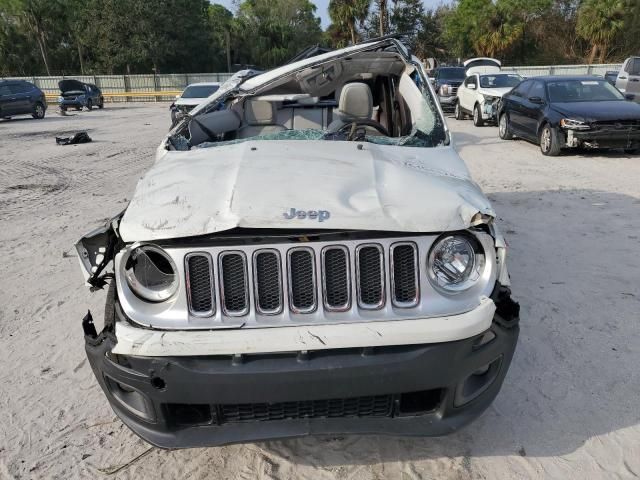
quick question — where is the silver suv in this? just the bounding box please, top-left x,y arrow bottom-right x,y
616,57 -> 640,100
76,39 -> 520,448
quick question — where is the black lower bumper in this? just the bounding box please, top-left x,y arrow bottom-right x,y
84,288 -> 519,449
569,128 -> 640,148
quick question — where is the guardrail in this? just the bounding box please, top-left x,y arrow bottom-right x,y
44,91 -> 183,104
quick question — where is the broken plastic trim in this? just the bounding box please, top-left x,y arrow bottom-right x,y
75,212 -> 124,290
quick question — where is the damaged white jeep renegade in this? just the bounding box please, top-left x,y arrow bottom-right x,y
77,38 -> 519,448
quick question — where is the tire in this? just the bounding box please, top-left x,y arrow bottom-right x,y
540,124 -> 562,156
473,104 -> 484,126
454,102 -> 464,120
32,102 -> 45,119
498,113 -> 513,140
86,99 -> 93,111
98,97 -> 104,109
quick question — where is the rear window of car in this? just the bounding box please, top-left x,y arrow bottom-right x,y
437,68 -> 465,81
181,85 -> 220,99
547,79 -> 625,102
480,74 -> 522,88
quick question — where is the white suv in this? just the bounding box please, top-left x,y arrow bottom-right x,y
455,58 -> 523,126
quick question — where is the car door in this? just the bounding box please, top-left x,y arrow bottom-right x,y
626,58 -> 640,96
0,84 -> 17,116
519,80 -> 547,137
9,82 -> 33,114
460,76 -> 477,112
506,80 -> 532,133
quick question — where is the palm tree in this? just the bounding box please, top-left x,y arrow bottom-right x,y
577,0 -> 625,63
328,0 -> 371,45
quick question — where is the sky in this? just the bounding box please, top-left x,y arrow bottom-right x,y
211,0 -> 449,29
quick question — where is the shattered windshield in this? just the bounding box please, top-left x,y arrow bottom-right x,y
184,45 -> 448,150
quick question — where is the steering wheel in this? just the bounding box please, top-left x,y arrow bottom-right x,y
335,119 -> 390,139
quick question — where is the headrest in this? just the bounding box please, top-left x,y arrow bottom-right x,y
244,99 -> 277,125
337,82 -> 373,119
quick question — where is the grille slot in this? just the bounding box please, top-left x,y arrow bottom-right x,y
253,250 -> 283,315
391,243 -> 419,307
287,248 -> 317,313
185,254 -> 214,316
356,244 -> 385,309
219,252 -> 249,316
322,246 -> 351,311
220,394 -> 393,423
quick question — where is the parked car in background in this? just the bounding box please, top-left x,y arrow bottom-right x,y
430,66 -> 465,112
616,57 -> 640,100
497,76 -> 640,156
0,80 -> 47,120
604,70 -> 619,86
58,80 -> 104,111
456,73 -> 523,125
170,82 -> 221,126
76,38 -> 520,448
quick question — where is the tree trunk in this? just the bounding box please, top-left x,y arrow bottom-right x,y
587,43 -> 598,64
378,0 -> 387,37
77,41 -> 85,75
36,31 -> 51,75
349,21 -> 356,44
225,29 -> 231,73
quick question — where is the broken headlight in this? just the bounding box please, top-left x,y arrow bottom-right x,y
427,235 -> 485,294
124,245 -> 179,302
560,118 -> 590,130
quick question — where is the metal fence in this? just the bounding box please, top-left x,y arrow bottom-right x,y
501,63 -> 622,77
1,73 -> 234,102
1,64 -> 624,102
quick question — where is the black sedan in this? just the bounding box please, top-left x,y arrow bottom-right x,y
497,76 -> 640,156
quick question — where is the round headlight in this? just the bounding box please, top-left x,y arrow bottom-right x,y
124,245 -> 179,302
427,235 -> 484,293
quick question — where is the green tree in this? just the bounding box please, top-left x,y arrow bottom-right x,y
235,0 -> 322,69
577,0 -> 625,63
328,0 -> 370,44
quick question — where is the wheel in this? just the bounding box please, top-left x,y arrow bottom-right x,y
86,99 -> 93,111
454,102 -> 464,120
498,113 -> 513,140
98,97 -> 104,109
473,104 -> 484,126
540,124 -> 562,156
32,102 -> 45,119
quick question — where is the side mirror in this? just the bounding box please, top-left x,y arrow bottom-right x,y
175,94 -> 180,100
624,93 -> 636,101
429,77 -> 436,85
529,96 -> 544,104
468,84 -> 476,90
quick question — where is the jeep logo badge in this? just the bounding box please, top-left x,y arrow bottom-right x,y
283,208 -> 331,222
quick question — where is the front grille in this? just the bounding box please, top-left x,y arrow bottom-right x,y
253,250 -> 283,314
185,254 -> 214,316
184,239 -> 423,318
391,243 -> 419,307
219,252 -> 249,316
322,246 -> 351,311
356,245 -> 385,309
220,394 -> 393,423
592,120 -> 640,131
288,248 -> 317,313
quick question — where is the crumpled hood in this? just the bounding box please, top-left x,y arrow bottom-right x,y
175,97 -> 205,107
119,141 -> 495,242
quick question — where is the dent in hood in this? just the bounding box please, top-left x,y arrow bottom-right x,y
118,141 -> 495,242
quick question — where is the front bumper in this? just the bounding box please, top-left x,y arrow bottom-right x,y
565,128 -> 640,149
438,95 -> 458,110
83,286 -> 519,449
59,99 -> 86,107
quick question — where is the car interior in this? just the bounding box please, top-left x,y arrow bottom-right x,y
183,49 -> 444,149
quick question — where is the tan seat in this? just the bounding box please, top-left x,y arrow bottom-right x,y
237,100 -> 286,138
327,82 -> 373,132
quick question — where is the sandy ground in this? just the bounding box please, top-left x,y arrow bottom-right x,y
1,104 -> 639,480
